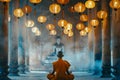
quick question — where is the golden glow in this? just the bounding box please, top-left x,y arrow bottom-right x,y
109,0 -> 120,10
68,6 -> 75,13
85,0 -> 96,9
50,30 -> 57,35
25,20 -> 34,27
63,29 -> 69,34
68,31 -> 73,37
80,30 -> 87,36
29,0 -> 42,4
35,30 -> 41,36
22,5 -> 32,15
46,24 -> 55,31
13,8 -> 24,18
74,2 -> 86,13
85,27 -> 91,33
80,14 -> 88,22
32,27 -> 39,33
97,10 -> 108,19
49,3 -> 61,15
0,0 -> 10,2
90,19 -> 99,27
37,16 -> 47,23
64,23 -> 73,31
57,0 -> 69,5
76,23 -> 85,30
58,19 -> 67,28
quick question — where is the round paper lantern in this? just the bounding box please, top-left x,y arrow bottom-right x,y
46,24 -> 55,31
63,29 -> 69,34
14,8 -> 24,18
49,3 -> 61,15
85,27 -> 91,33
37,16 -> 47,23
29,0 -> 42,5
109,0 -> 120,11
35,30 -> 41,36
22,5 -> 32,15
68,6 -> 75,13
50,29 -> 57,35
80,30 -> 87,36
76,23 -> 85,30
97,10 -> 108,20
32,27 -> 39,33
90,19 -> 99,28
58,19 -> 67,28
74,2 -> 86,13
68,31 -> 73,37
25,20 -> 34,27
57,0 -> 69,5
64,23 -> 73,31
85,0 -> 96,9
80,14 -> 88,22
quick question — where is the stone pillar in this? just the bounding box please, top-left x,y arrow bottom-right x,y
111,8 -> 120,80
101,0 -> 111,77
8,0 -> 19,76
93,3 -> 102,75
0,2 -> 11,80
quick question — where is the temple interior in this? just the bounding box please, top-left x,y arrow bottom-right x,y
0,0 -> 120,80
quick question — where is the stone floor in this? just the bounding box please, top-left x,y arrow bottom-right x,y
9,71 -> 112,80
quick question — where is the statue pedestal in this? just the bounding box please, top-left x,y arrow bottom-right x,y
43,55 -> 57,70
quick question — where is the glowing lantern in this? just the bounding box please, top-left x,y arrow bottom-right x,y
68,6 -> 75,13
49,3 -> 61,15
50,30 -> 57,35
58,19 -> 67,28
57,0 -> 69,5
46,24 -> 55,31
35,30 -> 41,36
85,27 -> 91,33
0,0 -> 10,3
85,0 -> 96,9
37,16 -> 47,23
29,0 -> 42,5
64,23 -> 73,31
97,10 -> 108,20
13,8 -> 24,18
74,2 -> 86,13
109,0 -> 120,11
68,31 -> 73,37
76,23 -> 85,30
80,14 -> 88,22
22,5 -> 32,15
32,27 -> 39,33
80,30 -> 87,36
25,20 -> 34,27
63,29 -> 69,34
90,19 -> 99,28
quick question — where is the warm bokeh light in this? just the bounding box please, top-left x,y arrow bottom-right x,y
37,16 -> 47,23
22,5 -> 32,15
76,23 -> 85,30
50,29 -> 57,35
13,8 -> 24,18
58,19 -> 67,28
35,30 -> 41,36
97,10 -> 108,20
85,0 -> 96,9
57,0 -> 69,5
90,19 -> 99,28
85,26 -> 91,33
74,2 -> 86,13
32,27 -> 39,33
80,30 -> 87,36
0,0 -> 10,2
68,30 -> 73,37
29,0 -> 42,4
109,0 -> 120,11
25,20 -> 34,27
46,24 -> 55,31
80,14 -> 88,22
49,3 -> 61,15
64,23 -> 73,31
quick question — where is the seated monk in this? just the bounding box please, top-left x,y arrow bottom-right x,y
47,51 -> 74,80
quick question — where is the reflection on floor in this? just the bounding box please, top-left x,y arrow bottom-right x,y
9,71 -> 112,80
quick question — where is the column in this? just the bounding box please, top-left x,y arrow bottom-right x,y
8,0 -> 19,76
111,8 -> 120,80
93,3 -> 102,75
0,2 -> 11,80
101,0 -> 111,77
